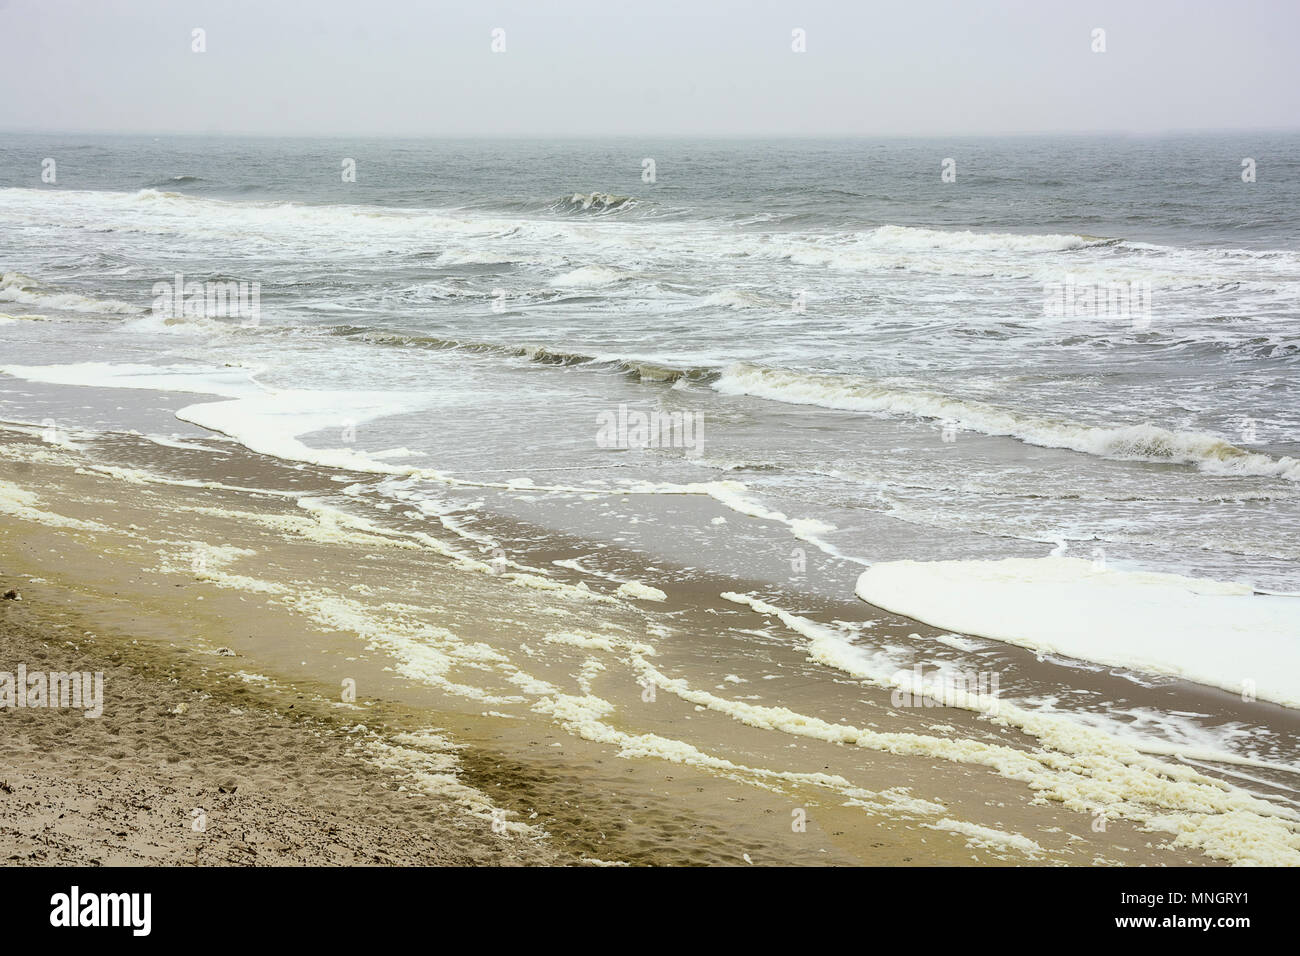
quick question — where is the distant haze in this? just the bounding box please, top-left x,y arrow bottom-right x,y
1,0 -> 1297,137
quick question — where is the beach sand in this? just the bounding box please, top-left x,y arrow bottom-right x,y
2,424 -> 1276,865
0,599 -> 557,866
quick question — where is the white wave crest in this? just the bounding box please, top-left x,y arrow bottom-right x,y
0,272 -> 144,316
714,363 -> 1300,481
864,224 -> 1096,253
550,265 -> 630,288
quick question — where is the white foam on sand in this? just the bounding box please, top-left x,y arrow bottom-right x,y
0,479 -> 108,532
0,362 -> 259,398
616,580 -> 667,602
856,557 -> 1300,708
175,390 -> 432,473
0,361 -> 436,475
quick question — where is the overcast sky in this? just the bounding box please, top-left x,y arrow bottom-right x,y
1,0 -> 1296,137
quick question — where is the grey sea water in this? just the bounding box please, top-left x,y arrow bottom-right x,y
2,132 -> 1299,594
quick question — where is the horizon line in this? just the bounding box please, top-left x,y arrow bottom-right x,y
3,126 -> 1299,141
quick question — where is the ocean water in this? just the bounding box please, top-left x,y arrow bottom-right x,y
2,132 -> 1299,675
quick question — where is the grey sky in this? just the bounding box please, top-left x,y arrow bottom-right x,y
1,0 -> 1296,136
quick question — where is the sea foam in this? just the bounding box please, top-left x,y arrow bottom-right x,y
856,557 -> 1300,707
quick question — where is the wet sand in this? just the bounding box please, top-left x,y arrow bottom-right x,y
2,423 -> 1290,865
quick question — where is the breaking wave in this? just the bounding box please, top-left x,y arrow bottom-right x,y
0,272 -> 144,316
321,325 -> 715,384
546,192 -> 641,216
142,175 -> 204,189
713,363 -> 1300,481
861,224 -> 1107,253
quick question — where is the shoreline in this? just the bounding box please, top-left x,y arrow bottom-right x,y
3,422 -> 1295,865
0,427 -> 875,866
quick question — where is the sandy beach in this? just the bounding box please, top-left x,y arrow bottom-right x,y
7,422 -> 1293,866
0,597 -> 561,866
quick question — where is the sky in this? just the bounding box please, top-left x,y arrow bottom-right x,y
1,0 -> 1297,137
